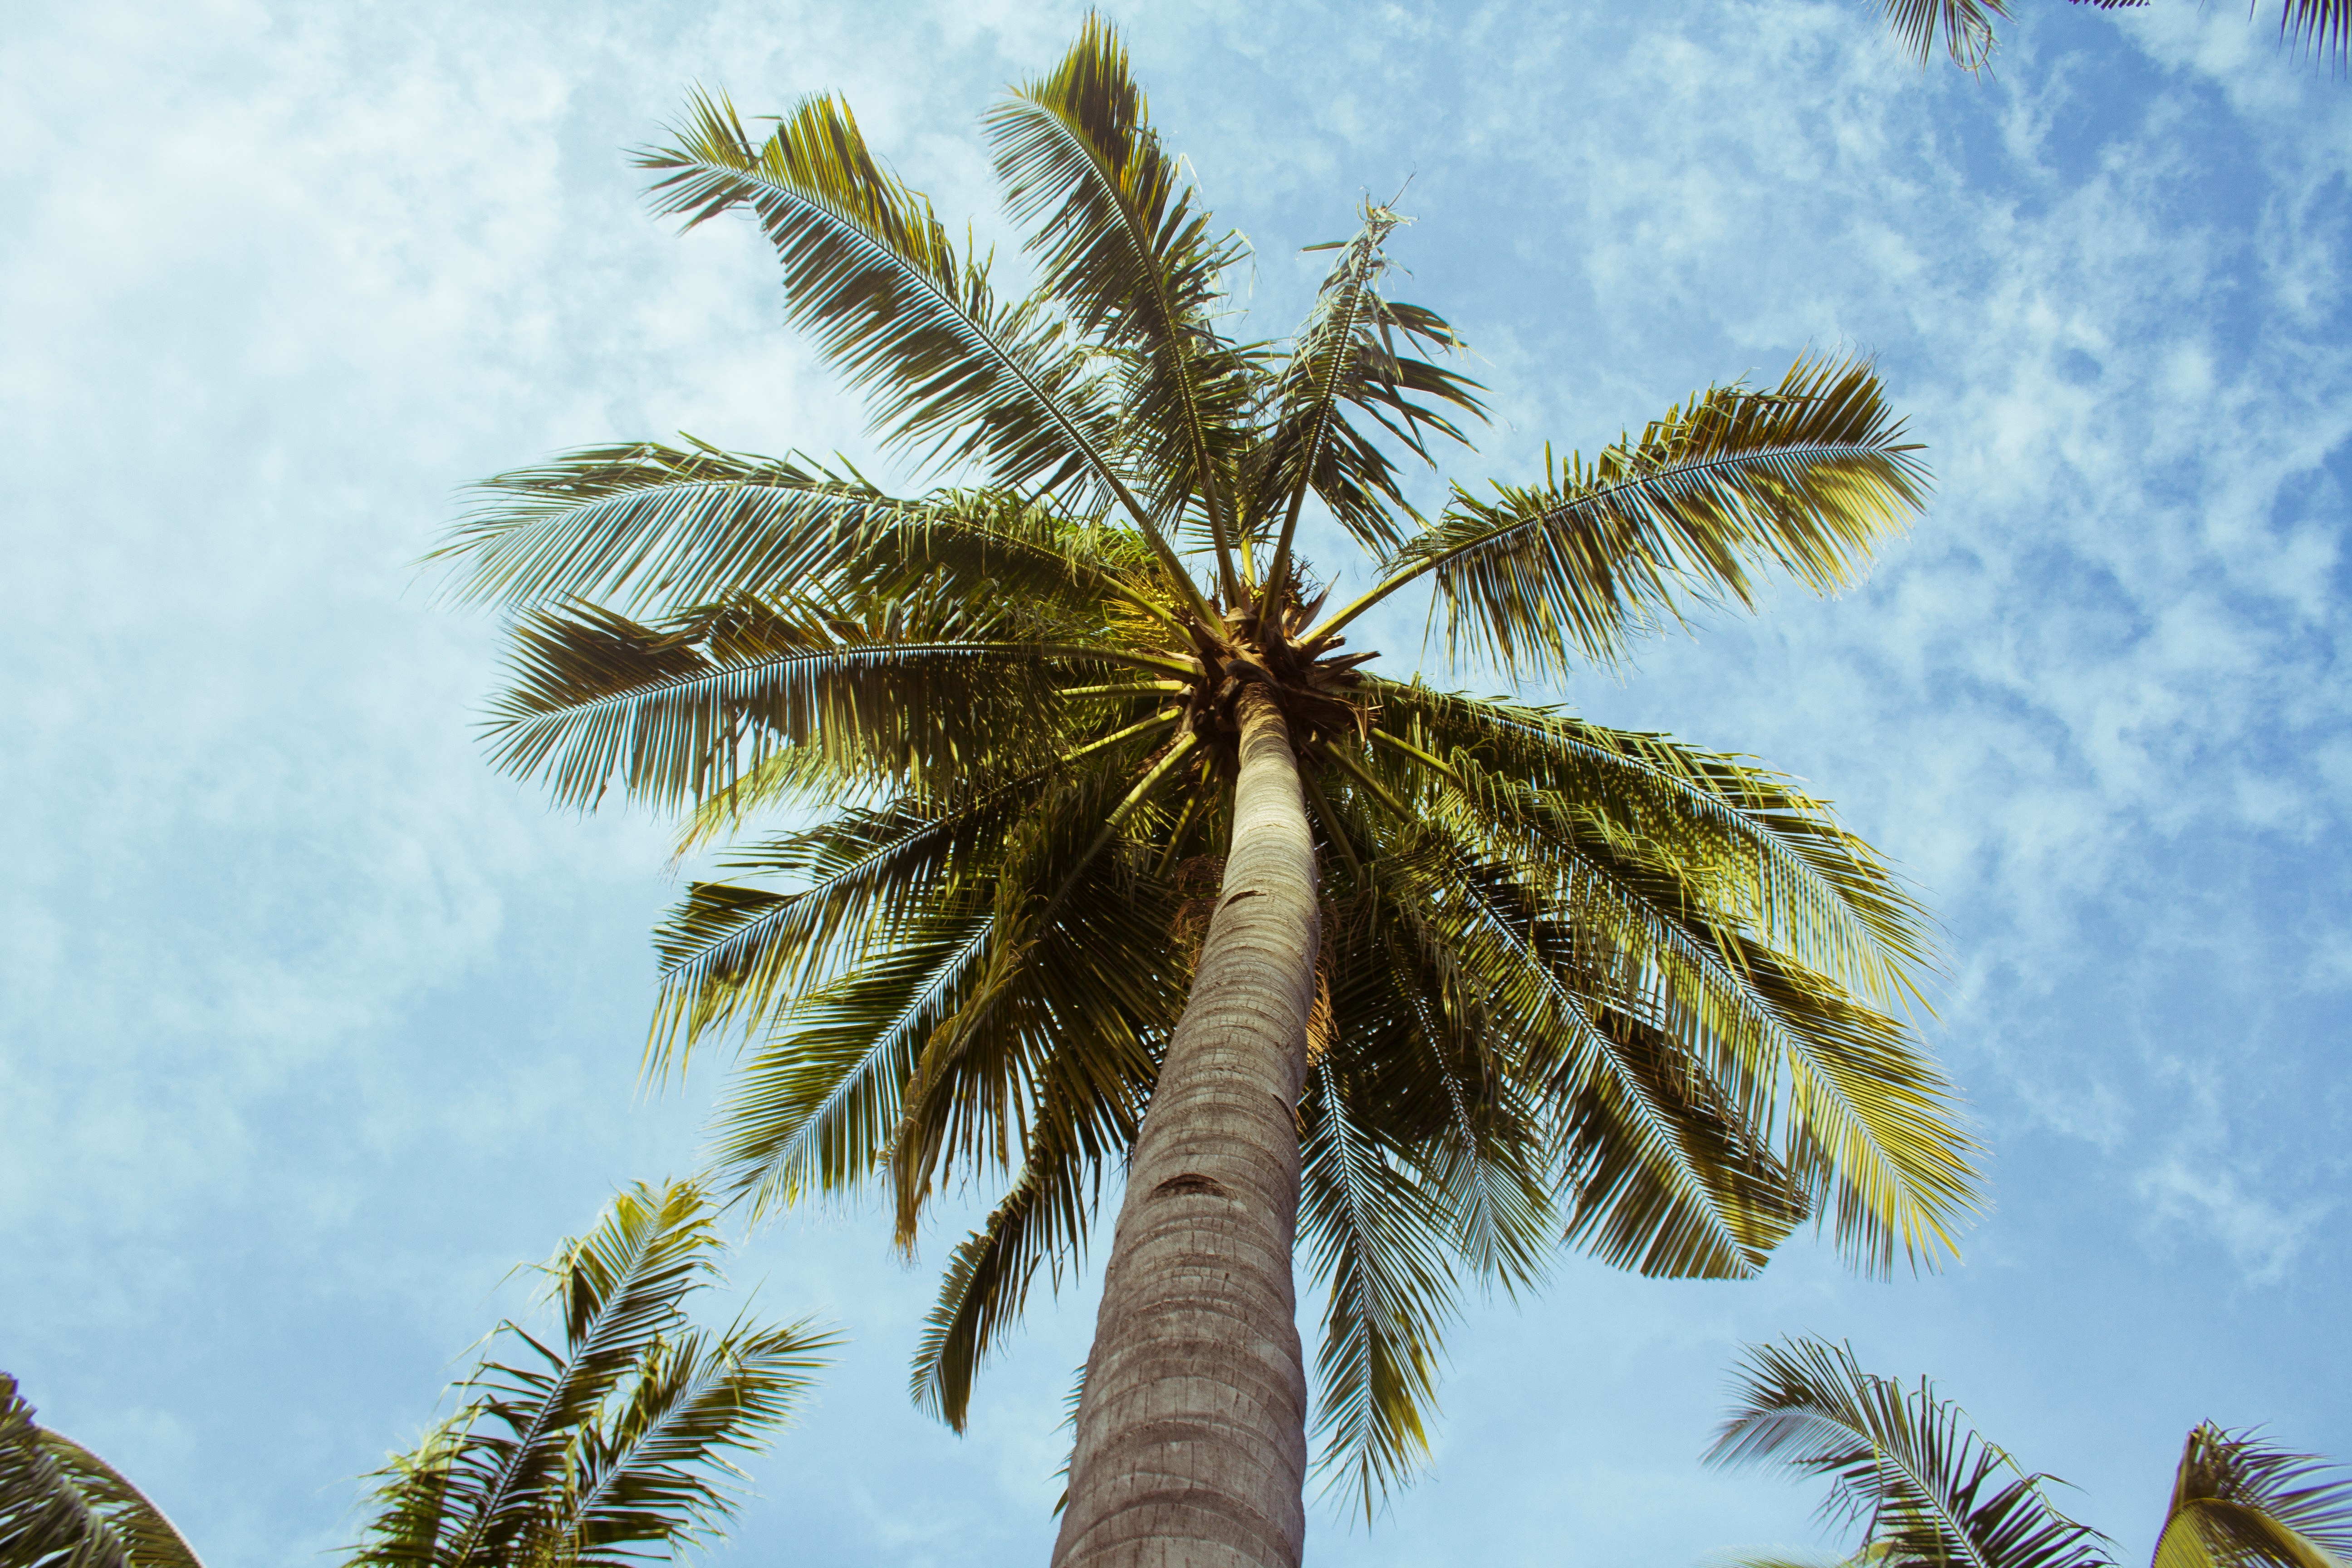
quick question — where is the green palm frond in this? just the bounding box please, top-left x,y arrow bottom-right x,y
560,1322 -> 825,1563
1298,844 -> 1568,1513
708,906 -> 1001,1215
1323,353 -> 1925,674
648,738 -> 1171,1066
1879,0 -> 2352,77
637,92 -> 1175,560
1298,1057 -> 1460,1514
436,441 -> 1177,632
1708,1336 -> 2114,1568
430,441 -> 910,612
0,1375 -> 205,1568
909,1060 -> 1141,1432
988,15 -> 1260,597
1251,205 -> 1485,601
693,743 -> 1186,1223
1365,679 -> 1938,1008
2153,1424 -> 2352,1568
1372,802 -> 1806,1279
883,756 -> 1194,1245
482,591 -> 1168,811
1340,698 -> 1971,1275
348,1181 -> 834,1568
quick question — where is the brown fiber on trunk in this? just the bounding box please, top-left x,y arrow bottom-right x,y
1050,685 -> 1320,1568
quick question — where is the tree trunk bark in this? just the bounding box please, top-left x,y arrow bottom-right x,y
1049,685 -> 1320,1568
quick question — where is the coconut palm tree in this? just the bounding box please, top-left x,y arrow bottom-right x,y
1880,0 -> 2348,74
0,1374 -> 205,1568
1709,1334 -> 2352,1568
433,20 -> 1980,1567
349,1180 -> 834,1568
4,1183 -> 821,1568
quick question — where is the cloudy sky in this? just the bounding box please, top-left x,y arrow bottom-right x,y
4,0 -> 2348,1564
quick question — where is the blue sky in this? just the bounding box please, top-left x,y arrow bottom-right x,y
3,1 -> 2348,1565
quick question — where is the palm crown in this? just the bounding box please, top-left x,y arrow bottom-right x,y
435,16 -> 1979,1546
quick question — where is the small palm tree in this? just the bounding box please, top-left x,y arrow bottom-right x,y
0,1375 -> 205,1568
349,1180 -> 834,1568
1880,0 -> 2348,74
435,20 -> 1980,1565
1709,1335 -> 2352,1568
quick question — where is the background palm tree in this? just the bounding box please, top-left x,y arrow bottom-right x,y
1879,0 -> 2349,74
435,19 -> 1981,1567
1,1374 -> 205,1568
4,1182 -> 823,1568
348,1180 -> 833,1568
1709,1335 -> 2352,1568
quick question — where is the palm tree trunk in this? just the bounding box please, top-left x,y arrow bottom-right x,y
1050,685 -> 1320,1568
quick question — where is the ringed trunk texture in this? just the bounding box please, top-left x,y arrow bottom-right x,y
1050,686 -> 1321,1568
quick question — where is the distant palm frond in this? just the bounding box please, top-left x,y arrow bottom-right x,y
2152,1423 -> 2352,1568
347,1181 -> 833,1568
0,1376 -> 204,1568
1709,1336 -> 2115,1568
1879,0 -> 2352,78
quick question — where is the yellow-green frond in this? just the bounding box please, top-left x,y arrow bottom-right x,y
1331,353 -> 1926,674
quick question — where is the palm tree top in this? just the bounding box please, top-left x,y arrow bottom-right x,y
433,14 -> 1979,1519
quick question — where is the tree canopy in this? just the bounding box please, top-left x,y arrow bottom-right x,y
435,13 -> 1982,1534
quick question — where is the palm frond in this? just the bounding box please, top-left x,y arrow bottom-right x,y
988,14 -> 1259,596
1298,1058 -> 1460,1515
706,907 -> 1000,1215
1337,703 -> 1975,1276
2153,1424 -> 2352,1568
0,1375 -> 205,1568
637,92 -> 1188,574
1323,353 -> 1926,675
1296,847 -> 1562,1515
348,1181 -> 834,1568
909,1067 -> 1131,1432
1877,0 -> 2352,77
1365,678 -> 1939,1009
482,592 -> 1156,811
648,768 -> 1085,1068
1253,206 -> 1484,599
564,1321 -> 832,1566
2276,0 -> 2351,69
429,441 -> 912,611
884,757 -> 1190,1244
1708,1336 -> 2114,1568
1376,800 -> 1808,1279
696,747 -> 1183,1223
1882,0 -> 2011,70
